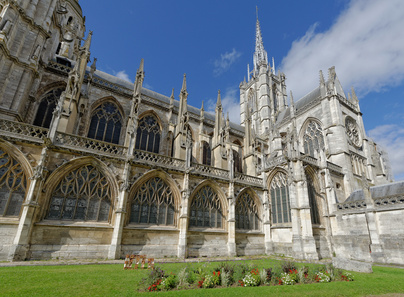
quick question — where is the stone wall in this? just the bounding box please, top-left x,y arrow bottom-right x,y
29,224 -> 113,260
0,223 -> 18,259
121,228 -> 179,258
187,231 -> 228,258
235,232 -> 265,256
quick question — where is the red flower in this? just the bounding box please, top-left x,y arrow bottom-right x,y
218,271 -> 220,275
213,271 -> 215,275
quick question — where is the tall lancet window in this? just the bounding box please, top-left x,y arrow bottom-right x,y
233,150 -> 242,173
46,165 -> 112,221
135,115 -> 161,153
88,102 -> 122,144
303,121 -> 325,157
306,173 -> 321,225
130,177 -> 175,226
33,88 -> 63,128
247,89 -> 257,113
0,148 -> 27,217
202,141 -> 211,166
189,186 -> 223,228
235,192 -> 260,230
270,172 -> 291,224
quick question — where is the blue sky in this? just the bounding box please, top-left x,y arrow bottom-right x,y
80,0 -> 404,180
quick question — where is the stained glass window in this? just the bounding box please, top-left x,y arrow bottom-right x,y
189,186 -> 222,228
233,150 -> 242,173
236,192 -> 260,230
46,165 -> 112,221
33,88 -> 63,128
129,177 -> 175,225
135,115 -> 161,153
270,172 -> 291,224
306,173 -> 321,225
88,102 -> 122,144
0,149 -> 27,217
303,121 -> 325,157
202,141 -> 211,166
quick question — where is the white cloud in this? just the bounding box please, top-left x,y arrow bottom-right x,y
114,70 -> 132,83
368,124 -> 404,180
280,0 -> 404,100
213,49 -> 242,76
206,86 -> 240,123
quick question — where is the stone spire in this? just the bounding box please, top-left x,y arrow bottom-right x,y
253,9 -> 268,75
177,74 -> 188,126
214,90 -> 223,147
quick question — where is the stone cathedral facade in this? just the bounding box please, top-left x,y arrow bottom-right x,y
0,0 -> 403,266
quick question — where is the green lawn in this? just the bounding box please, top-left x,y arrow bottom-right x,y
1,259 -> 403,296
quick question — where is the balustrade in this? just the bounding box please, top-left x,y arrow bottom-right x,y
0,119 -> 48,143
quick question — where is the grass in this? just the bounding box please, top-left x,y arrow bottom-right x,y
1,259 -> 404,296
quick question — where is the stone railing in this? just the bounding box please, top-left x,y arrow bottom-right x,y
55,132 -> 126,156
263,155 -> 287,170
192,163 -> 229,179
374,195 -> 404,208
92,77 -> 132,96
337,200 -> 367,211
132,149 -> 186,170
47,61 -> 71,74
234,173 -> 263,187
327,161 -> 343,174
302,155 -> 318,167
0,119 -> 48,143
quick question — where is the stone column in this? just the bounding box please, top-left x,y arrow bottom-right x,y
178,172 -> 189,258
263,189 -> 272,254
227,182 -> 236,256
108,162 -> 131,259
8,146 -> 48,261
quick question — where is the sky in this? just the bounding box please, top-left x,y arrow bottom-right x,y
79,0 -> 404,180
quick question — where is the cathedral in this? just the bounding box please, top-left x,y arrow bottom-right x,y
0,0 -> 403,267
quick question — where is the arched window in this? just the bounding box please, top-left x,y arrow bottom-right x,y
248,89 -> 256,113
33,88 -> 63,128
135,115 -> 161,153
236,192 -> 260,230
202,141 -> 211,166
303,121 -> 325,157
0,148 -> 27,217
189,186 -> 222,228
306,173 -> 321,225
46,165 -> 112,221
130,177 -> 175,225
233,149 -> 242,173
88,102 -> 123,144
270,172 -> 291,224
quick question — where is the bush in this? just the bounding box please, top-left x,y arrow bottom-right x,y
221,268 -> 232,287
162,273 -> 177,290
280,260 -> 298,274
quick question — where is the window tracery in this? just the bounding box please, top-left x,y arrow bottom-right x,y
129,177 -> 175,225
88,102 -> 122,144
46,165 -> 112,221
303,121 -> 325,157
189,186 -> 223,228
233,150 -> 242,173
270,172 -> 291,224
0,149 -> 27,217
135,115 -> 161,153
235,192 -> 260,230
33,88 -> 63,128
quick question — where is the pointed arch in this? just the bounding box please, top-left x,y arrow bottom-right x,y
42,157 -> 118,222
235,187 -> 262,231
305,166 -> 322,225
135,112 -> 162,154
267,169 -> 291,224
299,118 -> 325,158
88,98 -> 124,144
188,180 -> 227,229
127,170 -> 181,226
0,141 -> 33,217
33,83 -> 66,128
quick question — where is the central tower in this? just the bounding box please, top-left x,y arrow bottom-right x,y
239,15 -> 287,137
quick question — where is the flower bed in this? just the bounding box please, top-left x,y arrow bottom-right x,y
139,260 -> 354,292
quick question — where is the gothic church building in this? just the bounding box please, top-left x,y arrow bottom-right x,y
1,0 -> 403,266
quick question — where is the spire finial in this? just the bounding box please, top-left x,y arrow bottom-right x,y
201,100 -> 204,111
216,90 -> 222,108
256,6 -> 258,20
170,88 -> 175,99
253,9 -> 268,75
181,73 -> 187,92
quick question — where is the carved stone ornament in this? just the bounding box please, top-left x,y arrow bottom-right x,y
345,117 -> 361,148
